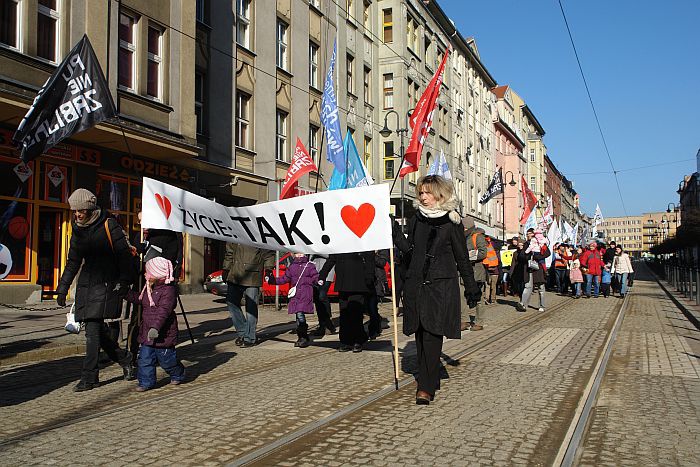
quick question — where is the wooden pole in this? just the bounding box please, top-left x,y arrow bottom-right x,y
389,248 -> 400,389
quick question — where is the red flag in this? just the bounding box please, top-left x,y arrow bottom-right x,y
280,138 -> 318,200
399,48 -> 451,178
519,175 -> 538,225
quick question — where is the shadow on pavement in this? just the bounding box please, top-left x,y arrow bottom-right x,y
0,356 -> 84,405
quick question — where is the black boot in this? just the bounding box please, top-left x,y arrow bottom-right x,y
296,323 -> 310,348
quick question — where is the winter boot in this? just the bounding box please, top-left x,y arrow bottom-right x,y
296,323 -> 310,348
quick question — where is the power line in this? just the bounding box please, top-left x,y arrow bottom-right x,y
557,0 -> 628,217
564,158 -> 695,176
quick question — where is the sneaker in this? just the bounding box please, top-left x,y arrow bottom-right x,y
241,341 -> 256,348
298,337 -> 310,348
538,307 -> 545,312
352,343 -> 363,353
234,337 -> 245,347
470,324 -> 484,331
460,322 -> 471,331
516,303 -> 527,312
73,380 -> 99,392
338,344 -> 353,352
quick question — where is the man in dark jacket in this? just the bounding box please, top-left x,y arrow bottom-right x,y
56,189 -> 134,392
319,252 -> 375,352
222,242 -> 274,346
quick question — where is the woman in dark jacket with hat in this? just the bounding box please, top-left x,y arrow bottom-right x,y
393,175 -> 481,405
56,189 -> 134,391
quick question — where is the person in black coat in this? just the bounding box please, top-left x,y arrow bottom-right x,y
367,249 -> 390,339
393,175 -> 481,405
318,251 -> 375,352
56,189 -> 134,392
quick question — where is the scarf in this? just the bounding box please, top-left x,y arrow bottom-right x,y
413,195 -> 462,224
75,209 -> 102,228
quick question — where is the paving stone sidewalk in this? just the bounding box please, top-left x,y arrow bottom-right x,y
577,263 -> 700,466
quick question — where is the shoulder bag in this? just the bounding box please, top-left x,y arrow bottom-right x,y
287,262 -> 310,298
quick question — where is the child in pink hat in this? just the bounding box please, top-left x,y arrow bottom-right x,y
125,257 -> 185,391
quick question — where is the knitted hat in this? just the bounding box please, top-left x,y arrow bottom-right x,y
140,257 -> 174,306
462,217 -> 475,230
67,189 -> 97,211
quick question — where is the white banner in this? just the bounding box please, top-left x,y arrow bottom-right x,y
141,178 -> 392,254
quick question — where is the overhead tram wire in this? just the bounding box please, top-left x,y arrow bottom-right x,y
563,158 -> 696,177
557,0 -> 628,217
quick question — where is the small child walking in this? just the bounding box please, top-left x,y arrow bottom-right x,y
601,264 -> 612,298
266,253 -> 318,348
569,259 -> 584,298
126,257 -> 185,391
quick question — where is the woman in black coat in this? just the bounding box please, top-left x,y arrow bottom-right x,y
56,189 -> 135,392
318,251 -> 375,352
393,175 -> 481,405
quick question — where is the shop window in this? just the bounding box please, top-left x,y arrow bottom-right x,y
0,199 -> 32,280
0,156 -> 34,199
39,162 -> 71,203
96,174 -> 129,213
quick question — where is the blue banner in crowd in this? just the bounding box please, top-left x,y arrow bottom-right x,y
320,40 -> 346,173
329,131 -> 373,189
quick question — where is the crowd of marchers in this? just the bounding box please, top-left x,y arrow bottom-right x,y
55,176 -> 633,406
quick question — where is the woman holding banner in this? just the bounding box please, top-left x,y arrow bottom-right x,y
392,175 -> 481,405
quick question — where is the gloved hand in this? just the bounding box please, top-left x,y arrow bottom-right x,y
391,219 -> 403,241
56,293 -> 67,307
264,274 -> 272,284
317,280 -> 325,286
147,328 -> 159,341
465,290 -> 481,309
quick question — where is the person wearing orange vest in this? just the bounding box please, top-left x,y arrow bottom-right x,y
462,218 -> 487,331
483,236 -> 500,304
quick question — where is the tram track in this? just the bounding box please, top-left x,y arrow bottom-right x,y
0,297 -> 573,450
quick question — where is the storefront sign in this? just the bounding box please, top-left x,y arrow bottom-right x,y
142,177 -> 392,254
13,162 -> 32,183
0,128 -> 101,166
119,155 -> 192,183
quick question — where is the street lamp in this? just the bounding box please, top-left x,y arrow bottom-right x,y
380,109 -> 410,232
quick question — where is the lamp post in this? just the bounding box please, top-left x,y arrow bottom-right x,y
503,170 -> 517,241
380,109 -> 410,232
667,202 -> 680,230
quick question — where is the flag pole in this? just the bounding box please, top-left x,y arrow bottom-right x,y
314,126 -> 327,193
389,247 -> 400,390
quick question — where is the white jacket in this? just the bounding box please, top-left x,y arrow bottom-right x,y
611,254 -> 634,274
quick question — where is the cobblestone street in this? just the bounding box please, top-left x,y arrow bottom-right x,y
1,265 -> 698,466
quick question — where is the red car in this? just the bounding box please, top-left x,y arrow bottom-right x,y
204,253 -> 393,298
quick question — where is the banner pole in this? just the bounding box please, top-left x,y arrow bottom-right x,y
314,126 -> 327,194
389,247 -> 400,390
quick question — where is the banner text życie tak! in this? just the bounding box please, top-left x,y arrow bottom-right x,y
141,178 -> 392,254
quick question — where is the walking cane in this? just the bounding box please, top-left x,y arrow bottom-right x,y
176,293 -> 196,345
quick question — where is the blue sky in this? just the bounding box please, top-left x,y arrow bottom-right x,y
439,0 -> 699,217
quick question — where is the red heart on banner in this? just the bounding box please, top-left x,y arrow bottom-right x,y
341,203 -> 375,238
154,193 -> 172,219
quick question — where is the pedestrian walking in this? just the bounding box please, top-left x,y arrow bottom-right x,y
392,175 -> 481,405
483,236 -> 500,305
56,189 -> 134,392
125,257 -> 185,391
601,264 -> 612,298
266,253 -> 318,348
510,239 -> 527,299
611,246 -> 634,298
516,229 -> 550,312
463,219 -> 487,331
569,259 -> 584,298
318,251 -> 376,352
221,243 -> 274,347
553,243 -> 571,295
579,241 -> 604,298
310,254 -> 336,337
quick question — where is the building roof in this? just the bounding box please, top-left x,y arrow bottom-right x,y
521,104 -> 545,136
492,85 -> 509,99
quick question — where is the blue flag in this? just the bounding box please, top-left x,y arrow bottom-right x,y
427,149 -> 452,180
329,131 -> 374,190
321,40 -> 346,173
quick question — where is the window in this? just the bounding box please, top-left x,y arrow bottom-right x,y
424,36 -> 431,66
147,26 -> 163,99
530,148 -> 535,162
383,141 -> 394,179
406,16 -> 419,52
276,109 -> 288,162
346,54 -> 354,94
530,176 -> 536,187
276,19 -> 288,70
37,0 -> 59,62
345,0 -> 353,20
196,0 -> 205,23
309,125 -> 319,162
309,0 -> 320,7
364,136 -> 371,176
195,72 -> 205,135
236,91 -> 251,149
309,42 -> 319,88
383,73 -> 393,109
236,0 -> 250,48
118,12 -> 136,89
0,0 -> 19,48
363,1 -> 371,32
363,67 -> 371,103
382,8 -> 392,43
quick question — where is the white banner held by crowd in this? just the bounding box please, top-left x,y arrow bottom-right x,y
141,178 -> 392,254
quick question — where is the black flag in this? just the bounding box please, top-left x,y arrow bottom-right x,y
13,35 -> 116,162
479,169 -> 504,204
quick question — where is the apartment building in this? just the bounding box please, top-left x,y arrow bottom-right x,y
522,104 -> 546,206
0,0 -> 214,302
560,176 -> 577,226
601,211 -> 677,258
544,155 -> 562,219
